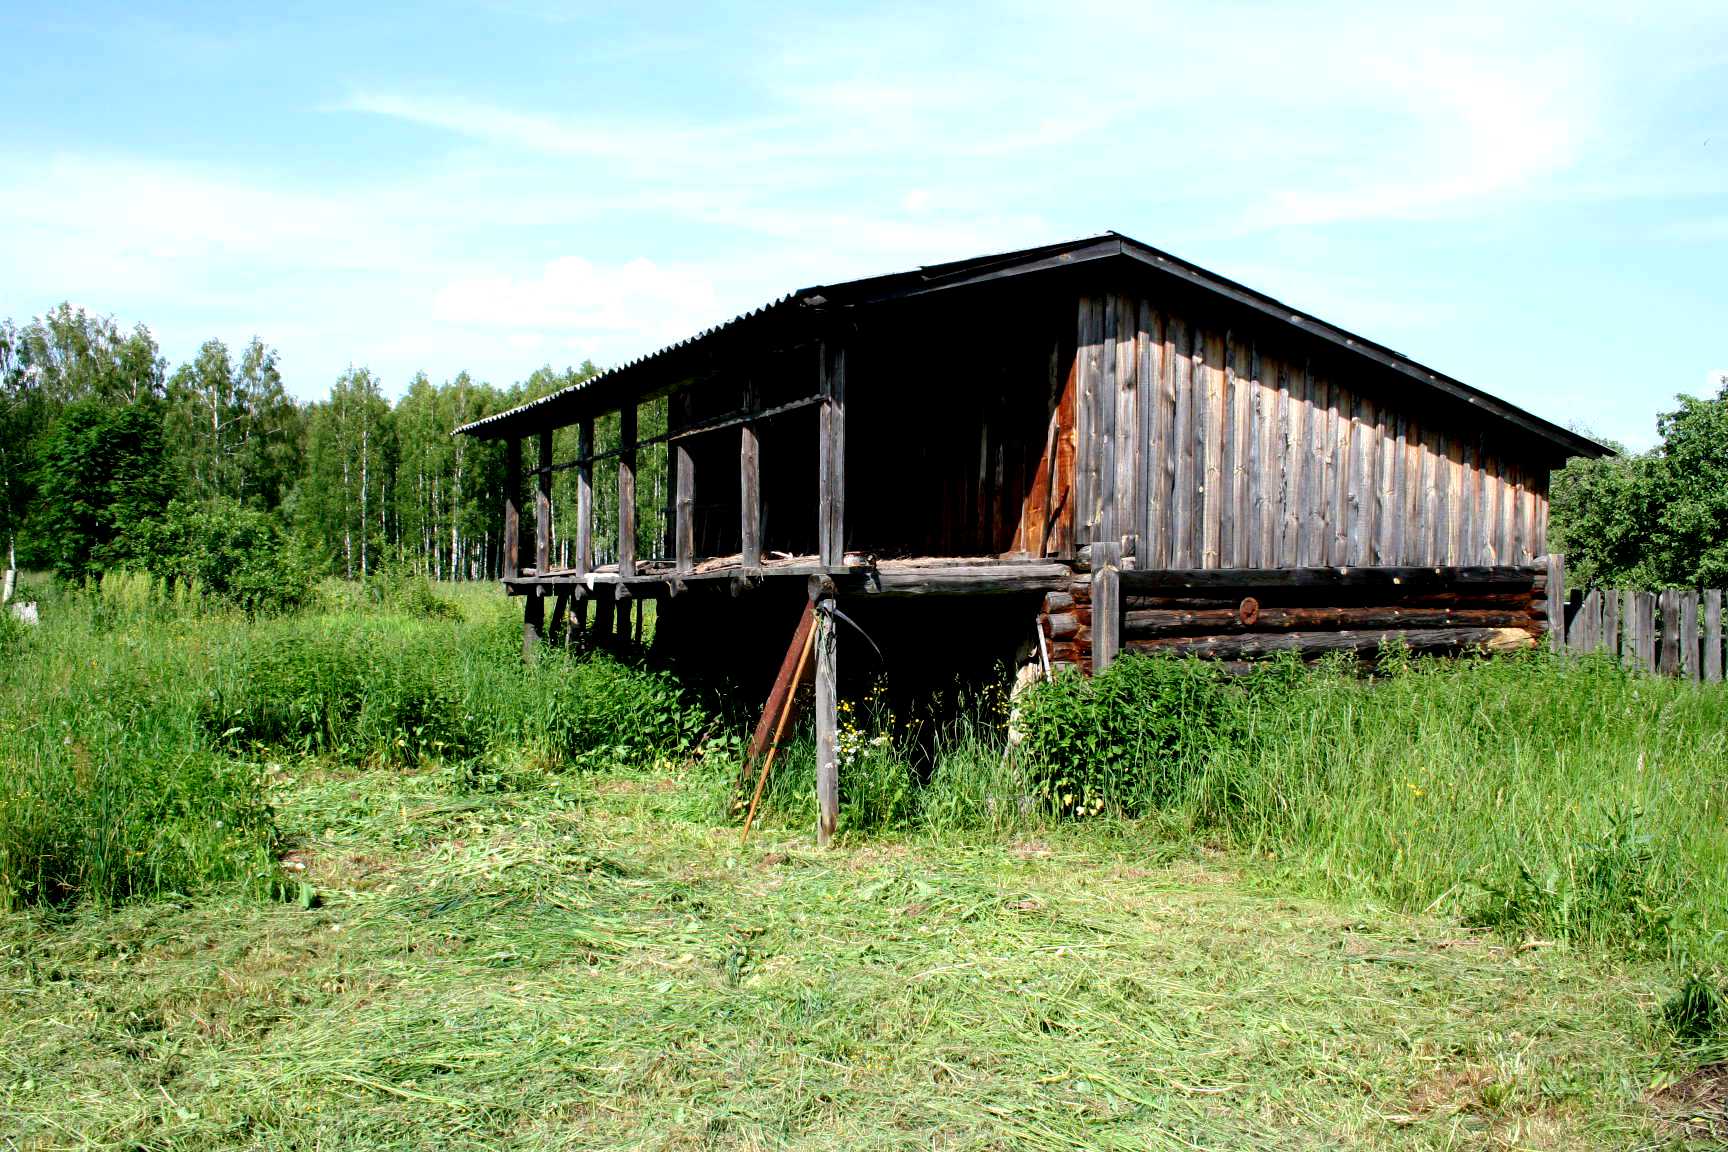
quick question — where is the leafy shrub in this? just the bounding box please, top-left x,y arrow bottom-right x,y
142,497 -> 313,615
1014,654 -> 1242,817
361,560 -> 463,620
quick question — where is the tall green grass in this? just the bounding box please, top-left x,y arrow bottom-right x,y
0,582 -> 706,910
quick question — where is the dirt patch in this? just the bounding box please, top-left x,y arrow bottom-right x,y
1652,1062 -> 1728,1140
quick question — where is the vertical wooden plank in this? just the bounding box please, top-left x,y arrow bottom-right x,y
1276,358 -> 1302,567
1374,408 -> 1397,565
1302,365 -> 1328,567
1218,332 -> 1236,568
818,339 -> 847,566
1639,591 -> 1659,672
1169,316 -> 1195,567
1680,590 -> 1700,681
1658,589 -> 1680,676
814,596 -> 839,847
1442,436 -> 1463,566
1545,553 -> 1566,653
1093,541 -> 1122,671
1229,335 -> 1252,567
740,404 -> 761,569
617,402 -> 637,577
503,437 -> 522,580
1136,300 -> 1156,564
1074,298 -> 1099,545
535,429 -> 553,575
1201,329 -> 1225,567
1705,589 -> 1723,683
1143,304 -> 1170,568
1114,297 -> 1140,559
1350,394 -> 1377,566
574,418 -> 593,576
1602,585 -> 1621,662
1456,439 -> 1477,566
1329,382 -> 1352,566
1254,347 -> 1277,566
1402,419 -> 1423,565
1097,297 -> 1120,548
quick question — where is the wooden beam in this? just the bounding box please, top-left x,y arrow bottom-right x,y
574,418 -> 593,576
834,563 -> 1072,597
503,437 -> 522,581
618,402 -> 637,578
814,595 -> 839,846
1123,605 -> 1536,636
1119,564 -> 1539,594
818,341 -> 846,567
1124,625 -> 1534,660
740,402 -> 761,569
535,429 -> 553,576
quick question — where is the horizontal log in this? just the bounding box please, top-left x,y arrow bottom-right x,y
1122,606 -> 1537,638
837,563 -> 1073,597
1124,626 -> 1536,661
1118,566 -> 1540,593
1043,591 -> 1075,614
1046,611 -> 1079,639
1122,589 -> 1538,611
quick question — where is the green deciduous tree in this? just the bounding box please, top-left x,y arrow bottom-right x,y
1551,376 -> 1728,589
32,398 -> 173,580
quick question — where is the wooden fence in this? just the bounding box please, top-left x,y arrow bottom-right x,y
1545,555 -> 1725,682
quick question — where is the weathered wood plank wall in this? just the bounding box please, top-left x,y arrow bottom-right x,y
1073,294 -> 1552,569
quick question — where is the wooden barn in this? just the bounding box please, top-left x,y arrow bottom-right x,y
456,232 -> 1608,841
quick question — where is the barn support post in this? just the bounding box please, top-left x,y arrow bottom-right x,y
619,401 -> 638,578
592,586 -> 615,649
535,430 -> 553,575
522,589 -> 544,663
503,437 -> 522,581
740,383 -> 761,569
675,390 -> 695,575
813,585 -> 839,846
1544,553 -> 1565,653
575,417 -> 593,576
818,340 -> 846,568
1093,540 -> 1123,671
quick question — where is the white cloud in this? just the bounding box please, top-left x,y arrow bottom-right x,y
432,256 -> 724,350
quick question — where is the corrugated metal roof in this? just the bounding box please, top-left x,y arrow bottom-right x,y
455,231 -> 1610,459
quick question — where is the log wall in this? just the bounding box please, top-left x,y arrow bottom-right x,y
1073,293 -> 1552,569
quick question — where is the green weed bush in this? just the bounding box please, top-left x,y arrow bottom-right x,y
1014,654 -> 1245,817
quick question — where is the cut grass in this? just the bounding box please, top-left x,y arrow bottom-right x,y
0,760 -> 1690,1151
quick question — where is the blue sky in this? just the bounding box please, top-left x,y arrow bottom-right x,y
3,1 -> 1724,449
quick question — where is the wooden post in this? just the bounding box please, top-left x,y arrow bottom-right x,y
592,587 -> 615,649
1680,591 -> 1700,681
675,400 -> 695,575
522,589 -> 544,663
1659,590 -> 1681,677
1602,587 -> 1621,664
535,430 -> 553,575
1093,540 -> 1123,672
818,341 -> 846,567
575,417 -> 593,576
1544,553 -> 1565,653
1636,590 -> 1658,672
618,402 -> 637,578
814,593 -> 839,846
1705,589 -> 1723,684
616,590 -> 633,646
503,437 -> 522,580
741,394 -> 761,569
1623,588 -> 1638,668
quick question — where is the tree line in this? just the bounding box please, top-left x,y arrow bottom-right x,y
0,303 -> 605,597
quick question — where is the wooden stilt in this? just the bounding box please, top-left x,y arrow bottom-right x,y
742,601 -> 817,790
814,595 -> 839,846
522,591 -> 544,663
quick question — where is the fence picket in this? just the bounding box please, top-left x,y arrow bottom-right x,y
1680,591 -> 1700,681
1707,590 -> 1724,684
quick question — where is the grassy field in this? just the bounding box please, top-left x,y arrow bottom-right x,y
2,577 -> 1725,1148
